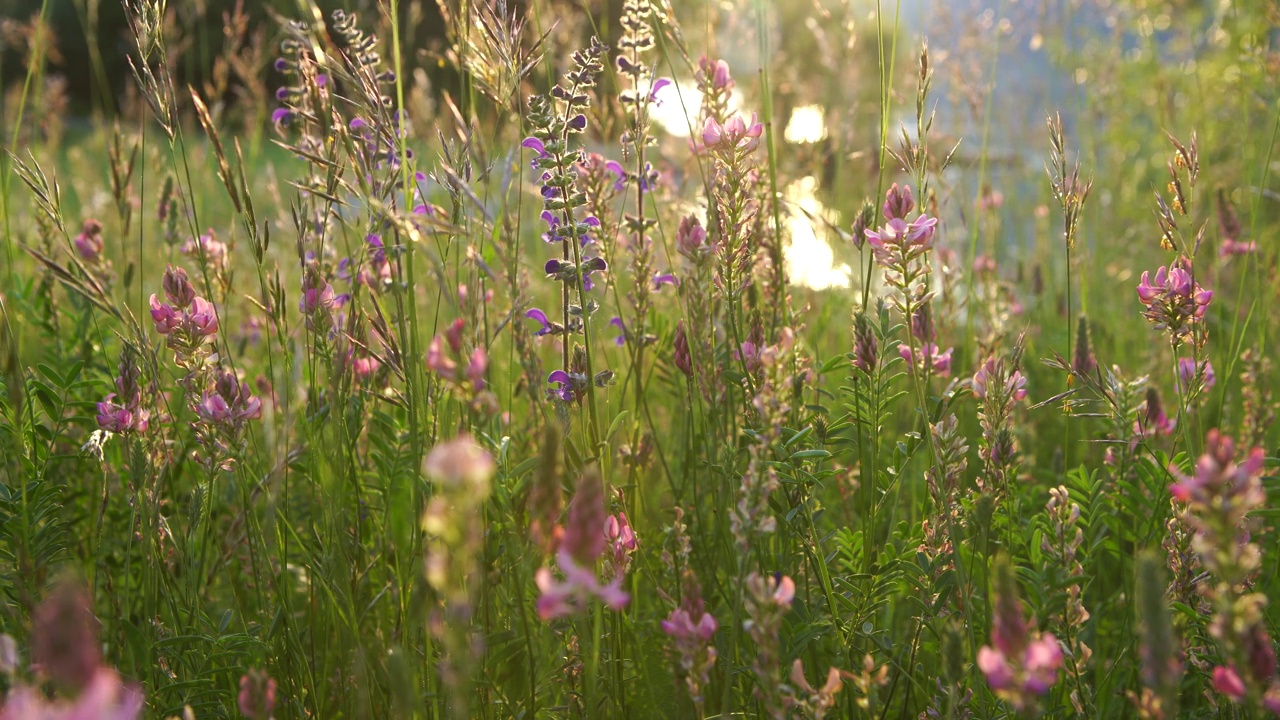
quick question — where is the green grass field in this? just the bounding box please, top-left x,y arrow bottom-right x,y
1,0 -> 1279,717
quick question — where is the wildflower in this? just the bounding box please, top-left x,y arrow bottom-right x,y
162,265 -> 197,307
608,317 -> 627,346
73,219 -> 104,263
651,272 -> 678,290
32,582 -> 101,691
882,182 -> 915,221
604,512 -> 638,578
899,343 -> 952,377
1177,357 -> 1215,394
238,669 -> 278,719
96,396 -> 147,434
423,435 -> 496,495
1136,259 -> 1212,344
864,215 -> 938,270
788,660 -> 848,720
1,667 -> 144,720
744,572 -> 796,718
979,556 -> 1064,710
676,215 -> 710,258
1167,429 -> 1264,510
673,322 -> 693,378
1212,666 -> 1247,700
181,229 -> 228,270
851,312 -> 878,375
547,369 -> 588,403
701,113 -> 763,153
535,468 -> 630,618
524,307 -> 561,337
973,357 -> 1027,402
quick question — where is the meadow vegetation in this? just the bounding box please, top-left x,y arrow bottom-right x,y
1,0 -> 1279,717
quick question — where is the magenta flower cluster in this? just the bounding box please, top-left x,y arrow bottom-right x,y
1136,259 -> 1212,344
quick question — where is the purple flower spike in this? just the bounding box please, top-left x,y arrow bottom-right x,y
547,370 -> 579,401
650,77 -> 672,104
271,108 -> 292,125
567,114 -> 588,131
350,117 -> 368,131
652,272 -> 678,291
526,308 -> 553,336
275,87 -> 290,101
609,317 -> 626,346
274,58 -> 289,72
604,160 -> 626,191
522,137 -> 546,155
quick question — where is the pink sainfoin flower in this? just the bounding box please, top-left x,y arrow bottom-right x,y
97,347 -> 149,435
150,266 -> 219,363
701,113 -> 763,154
898,343 -> 953,377
1136,258 -> 1212,345
979,557 -> 1064,711
299,263 -> 335,334
1169,431 -> 1280,711
0,668 -> 144,720
1,583 -> 144,720
535,468 -> 630,619
196,367 -> 262,430
744,572 -> 797,719
900,303 -> 954,377
1213,665 -> 1247,700
73,219 -> 104,264
238,669 -> 278,719
603,512 -> 638,580
181,229 -> 228,271
1168,429 -> 1265,526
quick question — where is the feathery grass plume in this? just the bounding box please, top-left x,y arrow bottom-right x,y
1042,485 -> 1093,714
1130,551 -> 1182,720
457,0 -> 546,111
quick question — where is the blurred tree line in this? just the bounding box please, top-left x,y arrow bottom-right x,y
0,0 -> 451,118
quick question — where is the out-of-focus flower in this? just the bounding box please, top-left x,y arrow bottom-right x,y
673,322 -> 694,378
1177,357 -> 1215,394
423,435 -> 496,495
74,219 -> 104,264
238,669 -> 278,719
1212,665 -> 1247,700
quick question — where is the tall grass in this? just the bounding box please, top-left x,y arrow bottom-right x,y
1,0 -> 1279,718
